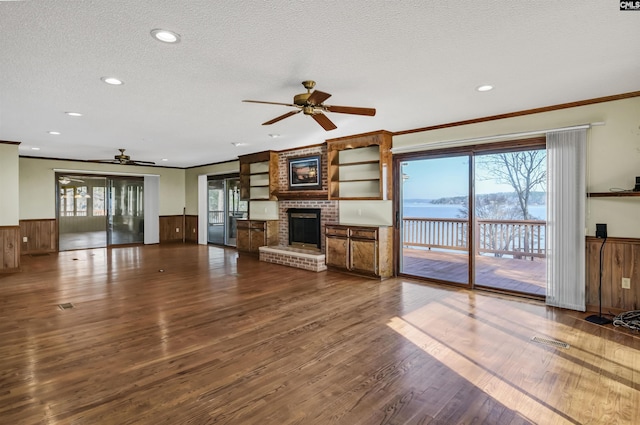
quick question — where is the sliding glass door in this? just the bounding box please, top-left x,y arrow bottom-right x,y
107,177 -> 144,246
399,156 -> 471,285
397,142 -> 547,297
473,149 -> 546,295
58,174 -> 144,250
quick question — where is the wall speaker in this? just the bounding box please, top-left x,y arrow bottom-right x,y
596,223 -> 607,239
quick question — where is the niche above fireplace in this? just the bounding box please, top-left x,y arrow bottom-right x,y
288,208 -> 321,250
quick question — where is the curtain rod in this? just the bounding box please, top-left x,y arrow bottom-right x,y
391,122 -> 605,154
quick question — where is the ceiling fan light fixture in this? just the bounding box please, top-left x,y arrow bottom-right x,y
476,84 -> 494,92
151,29 -> 181,43
101,77 -> 124,85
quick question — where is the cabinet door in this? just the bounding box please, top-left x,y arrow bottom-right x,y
236,227 -> 250,252
249,227 -> 266,253
350,239 -> 378,274
326,236 -> 349,269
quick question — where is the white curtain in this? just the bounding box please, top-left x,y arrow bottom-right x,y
143,175 -> 160,244
546,128 -> 587,310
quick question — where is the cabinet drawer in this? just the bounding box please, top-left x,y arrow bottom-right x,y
249,221 -> 266,229
350,228 -> 378,240
325,226 -> 348,237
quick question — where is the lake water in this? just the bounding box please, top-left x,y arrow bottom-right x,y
402,203 -> 547,220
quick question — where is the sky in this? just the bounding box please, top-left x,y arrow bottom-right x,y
400,155 -> 540,200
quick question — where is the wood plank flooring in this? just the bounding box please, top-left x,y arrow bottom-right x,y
0,244 -> 638,424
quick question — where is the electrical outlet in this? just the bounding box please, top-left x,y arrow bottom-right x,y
22,236 -> 28,243
175,227 -> 180,233
622,277 -> 631,289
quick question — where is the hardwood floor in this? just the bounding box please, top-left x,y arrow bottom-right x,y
0,245 -> 638,424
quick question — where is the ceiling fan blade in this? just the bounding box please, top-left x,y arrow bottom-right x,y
324,105 -> 376,116
306,90 -> 332,105
262,110 -> 301,125
130,160 -> 156,165
312,113 -> 337,131
243,100 -> 298,107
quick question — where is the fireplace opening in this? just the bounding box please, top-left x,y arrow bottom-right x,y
288,208 -> 321,250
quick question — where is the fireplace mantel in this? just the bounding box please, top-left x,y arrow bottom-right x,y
272,189 -> 329,200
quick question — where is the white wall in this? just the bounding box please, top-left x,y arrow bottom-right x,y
184,160 -> 239,215
0,144 -> 20,225
19,157 -> 185,219
394,96 -> 640,238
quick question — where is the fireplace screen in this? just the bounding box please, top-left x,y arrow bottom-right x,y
288,208 -> 321,249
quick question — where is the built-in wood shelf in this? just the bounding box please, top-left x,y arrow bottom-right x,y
272,190 -> 329,200
587,191 -> 640,198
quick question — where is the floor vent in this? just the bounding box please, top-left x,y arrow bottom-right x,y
58,303 -> 74,310
531,336 -> 569,349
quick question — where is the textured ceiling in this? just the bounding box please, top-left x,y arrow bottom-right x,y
1,1 -> 639,168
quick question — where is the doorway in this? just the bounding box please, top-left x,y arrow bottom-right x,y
57,174 -> 144,251
396,140 -> 547,297
207,176 -> 247,247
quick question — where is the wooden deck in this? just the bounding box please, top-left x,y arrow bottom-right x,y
402,248 -> 546,296
0,244 -> 638,424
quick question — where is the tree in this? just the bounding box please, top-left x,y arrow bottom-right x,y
477,150 -> 546,220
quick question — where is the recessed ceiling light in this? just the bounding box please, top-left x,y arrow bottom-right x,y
161,158 -> 169,162
101,77 -> 124,85
476,85 -> 494,92
48,131 -> 61,135
151,29 -> 181,43
232,142 -> 247,147
268,134 -> 280,138
65,112 -> 83,117
31,147 -> 40,151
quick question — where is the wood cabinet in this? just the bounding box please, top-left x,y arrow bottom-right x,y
325,224 -> 393,278
236,220 -> 278,254
326,131 -> 392,200
239,151 -> 279,201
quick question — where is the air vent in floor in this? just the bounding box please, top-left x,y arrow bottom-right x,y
531,336 -> 569,349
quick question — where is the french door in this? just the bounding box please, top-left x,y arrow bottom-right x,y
207,176 -> 247,247
396,141 -> 547,296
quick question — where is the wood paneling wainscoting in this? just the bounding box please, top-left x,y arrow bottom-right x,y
0,225 -> 20,272
185,215 -> 198,243
159,215 -> 185,243
20,219 -> 57,255
586,236 -> 640,313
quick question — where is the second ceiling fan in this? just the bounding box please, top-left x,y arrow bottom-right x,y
243,80 -> 375,131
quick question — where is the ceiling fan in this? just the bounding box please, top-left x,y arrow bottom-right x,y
91,149 -> 155,165
243,80 -> 376,131
58,176 -> 85,185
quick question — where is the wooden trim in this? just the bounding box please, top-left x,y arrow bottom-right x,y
326,129 -> 393,144
19,155 -> 184,170
0,140 -> 21,145
184,158 -> 239,170
272,190 -> 328,200
393,91 -> 640,136
587,192 -> 640,198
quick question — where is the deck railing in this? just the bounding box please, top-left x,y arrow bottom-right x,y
208,210 -> 225,225
402,217 -> 546,259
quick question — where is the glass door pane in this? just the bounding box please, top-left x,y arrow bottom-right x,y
473,149 -> 547,296
208,180 -> 225,245
225,178 -> 247,246
399,156 -> 470,284
107,177 -> 144,246
58,175 -> 107,251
